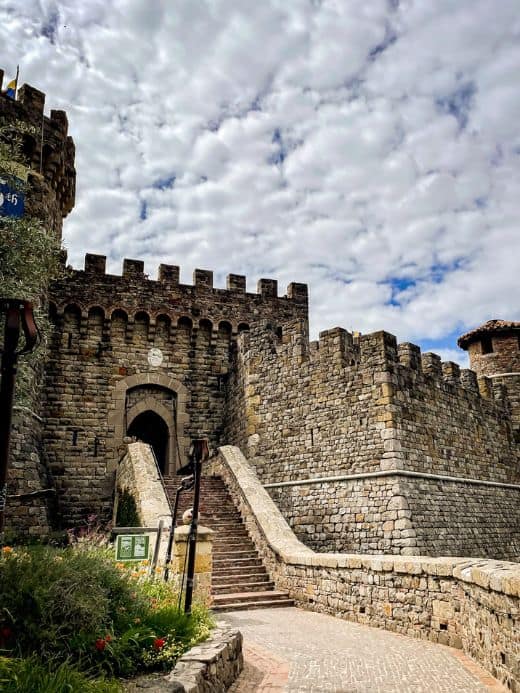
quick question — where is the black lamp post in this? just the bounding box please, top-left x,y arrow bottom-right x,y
0,299 -> 39,543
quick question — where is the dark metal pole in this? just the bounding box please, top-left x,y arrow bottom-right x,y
164,475 -> 194,583
0,300 -> 38,542
184,438 -> 209,615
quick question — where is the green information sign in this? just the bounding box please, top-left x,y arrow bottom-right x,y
115,534 -> 150,561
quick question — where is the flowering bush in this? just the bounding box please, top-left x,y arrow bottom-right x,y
0,545 -> 214,680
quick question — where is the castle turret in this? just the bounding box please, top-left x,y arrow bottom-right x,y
0,68 -> 76,238
458,320 -> 520,443
458,320 -> 520,377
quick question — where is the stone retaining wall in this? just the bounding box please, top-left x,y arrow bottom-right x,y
125,622 -> 243,692
268,473 -> 520,560
215,446 -> 520,692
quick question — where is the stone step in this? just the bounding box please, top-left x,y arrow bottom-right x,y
212,593 -> 294,611
213,541 -> 256,553
212,581 -> 275,595
213,590 -> 291,605
212,537 -> 253,545
212,598 -> 294,612
212,550 -> 258,559
212,572 -> 271,585
213,557 -> 263,568
213,564 -> 267,576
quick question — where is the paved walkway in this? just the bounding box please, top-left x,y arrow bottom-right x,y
224,607 -> 506,693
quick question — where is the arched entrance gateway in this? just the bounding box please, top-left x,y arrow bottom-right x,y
127,410 -> 169,474
108,373 -> 190,476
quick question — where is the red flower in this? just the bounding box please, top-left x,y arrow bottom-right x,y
153,637 -> 166,650
95,638 -> 107,651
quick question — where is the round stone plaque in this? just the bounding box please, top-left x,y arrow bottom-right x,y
147,347 -> 163,367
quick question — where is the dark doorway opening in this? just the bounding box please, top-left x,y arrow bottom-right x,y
127,411 -> 168,474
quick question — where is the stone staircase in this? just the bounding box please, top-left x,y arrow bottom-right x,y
163,475 -> 293,612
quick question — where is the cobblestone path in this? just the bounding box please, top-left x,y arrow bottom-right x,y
225,607 -> 507,693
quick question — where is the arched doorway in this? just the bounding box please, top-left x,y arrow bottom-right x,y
127,411 -> 169,474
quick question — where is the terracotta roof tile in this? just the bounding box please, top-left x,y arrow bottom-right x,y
458,320 -> 520,349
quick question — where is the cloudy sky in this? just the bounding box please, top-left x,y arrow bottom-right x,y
2,0 -> 520,364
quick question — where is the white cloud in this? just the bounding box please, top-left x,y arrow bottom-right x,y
1,0 -> 519,363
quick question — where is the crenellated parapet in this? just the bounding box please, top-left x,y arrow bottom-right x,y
49,253 -> 308,346
0,68 -> 76,236
227,318 -> 518,485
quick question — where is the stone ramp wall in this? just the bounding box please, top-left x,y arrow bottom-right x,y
115,442 -> 172,560
213,446 -> 520,692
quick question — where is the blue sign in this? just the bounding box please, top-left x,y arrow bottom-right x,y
0,178 -> 25,218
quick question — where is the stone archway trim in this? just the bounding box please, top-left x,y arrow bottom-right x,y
108,372 -> 190,473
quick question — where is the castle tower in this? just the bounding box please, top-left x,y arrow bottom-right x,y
0,69 -> 76,537
0,68 -> 76,238
458,320 -> 520,442
458,320 -> 520,377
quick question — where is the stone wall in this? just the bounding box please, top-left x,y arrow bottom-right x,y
225,321 -> 520,556
214,447 -> 520,692
43,259 -> 307,525
5,408 -> 55,538
127,622 -> 243,693
267,474 -> 520,560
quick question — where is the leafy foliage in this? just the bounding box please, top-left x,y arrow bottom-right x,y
0,545 -> 214,678
115,489 -> 141,528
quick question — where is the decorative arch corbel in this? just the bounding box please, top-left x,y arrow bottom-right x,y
107,373 -> 190,474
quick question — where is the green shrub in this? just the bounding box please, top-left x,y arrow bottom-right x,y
115,489 -> 141,527
0,545 -> 214,678
0,656 -> 122,692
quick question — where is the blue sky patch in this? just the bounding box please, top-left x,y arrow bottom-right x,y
153,175 -> 176,190
436,82 -> 476,129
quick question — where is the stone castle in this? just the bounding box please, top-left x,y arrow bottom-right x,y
2,72 -> 519,561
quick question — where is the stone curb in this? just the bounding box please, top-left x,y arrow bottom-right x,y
125,623 -> 243,692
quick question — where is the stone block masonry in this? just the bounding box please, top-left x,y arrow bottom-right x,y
43,255 -> 307,525
225,321 -> 520,558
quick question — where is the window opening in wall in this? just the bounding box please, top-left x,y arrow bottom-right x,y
72,431 -> 78,446
67,332 -> 73,349
481,336 -> 493,354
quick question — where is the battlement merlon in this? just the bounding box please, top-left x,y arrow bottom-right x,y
64,253 -> 309,304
